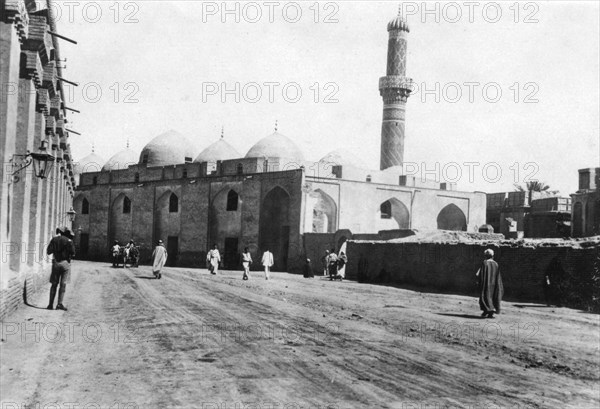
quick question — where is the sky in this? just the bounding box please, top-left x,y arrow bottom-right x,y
51,0 -> 599,195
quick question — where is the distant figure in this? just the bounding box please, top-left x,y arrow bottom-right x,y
327,248 -> 338,280
335,251 -> 348,281
303,258 -> 314,278
242,247 -> 252,280
543,272 -> 552,307
476,249 -> 503,318
111,240 -> 120,267
262,249 -> 274,280
207,244 -> 221,275
46,227 -> 76,311
321,250 -> 330,276
152,240 -> 168,279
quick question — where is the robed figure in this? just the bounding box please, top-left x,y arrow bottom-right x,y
152,240 -> 168,279
477,249 -> 503,318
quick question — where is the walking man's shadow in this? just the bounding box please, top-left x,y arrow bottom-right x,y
436,313 -> 484,319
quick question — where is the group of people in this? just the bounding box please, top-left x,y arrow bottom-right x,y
321,249 -> 348,281
46,226 -> 505,319
206,244 -> 274,280
111,239 -> 138,268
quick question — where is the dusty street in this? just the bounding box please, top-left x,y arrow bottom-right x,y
1,261 -> 599,409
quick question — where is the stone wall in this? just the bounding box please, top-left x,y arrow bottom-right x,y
345,239 -> 599,305
1,1 -> 77,320
75,168 -> 304,273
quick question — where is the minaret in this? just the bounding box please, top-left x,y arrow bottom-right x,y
379,7 -> 412,170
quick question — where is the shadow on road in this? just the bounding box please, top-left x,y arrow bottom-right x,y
513,304 -> 552,308
134,276 -> 157,280
436,313 -> 483,319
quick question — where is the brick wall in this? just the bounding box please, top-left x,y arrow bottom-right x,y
0,264 -> 49,320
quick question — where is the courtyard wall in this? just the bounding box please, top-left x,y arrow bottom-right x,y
345,239 -> 599,307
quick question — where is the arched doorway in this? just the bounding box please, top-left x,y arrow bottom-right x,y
437,204 -> 467,231
155,191 -> 181,266
378,198 -> 410,230
259,186 -> 290,271
310,189 -> 337,233
73,194 -> 90,256
209,188 -> 242,269
110,193 -> 133,245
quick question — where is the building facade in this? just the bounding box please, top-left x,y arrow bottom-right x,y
73,11 -> 487,274
571,167 -> 600,237
486,191 -> 571,239
1,0 -> 77,318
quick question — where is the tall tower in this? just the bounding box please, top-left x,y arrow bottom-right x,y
379,8 -> 412,170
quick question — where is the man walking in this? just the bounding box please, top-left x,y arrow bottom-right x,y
152,240 -> 168,279
46,227 -> 76,311
477,249 -> 504,318
207,244 -> 221,275
242,247 -> 252,280
327,248 -> 338,280
261,249 -> 274,280
321,250 -> 330,276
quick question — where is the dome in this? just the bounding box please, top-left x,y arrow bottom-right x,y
102,148 -> 138,171
194,138 -> 241,163
74,152 -> 104,174
388,12 -> 409,32
319,149 -> 368,169
139,130 -> 196,167
245,131 -> 305,162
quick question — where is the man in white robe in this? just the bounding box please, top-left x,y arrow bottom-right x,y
152,240 -> 168,279
207,244 -> 221,275
261,249 -> 274,280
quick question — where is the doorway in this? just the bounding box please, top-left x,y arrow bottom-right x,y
224,237 -> 239,270
79,233 -> 89,256
166,236 -> 178,267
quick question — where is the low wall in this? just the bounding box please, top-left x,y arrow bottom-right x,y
346,240 -> 599,307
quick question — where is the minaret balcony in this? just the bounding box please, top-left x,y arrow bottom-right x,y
379,75 -> 413,92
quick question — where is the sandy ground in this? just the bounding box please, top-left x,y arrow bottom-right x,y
1,261 -> 599,409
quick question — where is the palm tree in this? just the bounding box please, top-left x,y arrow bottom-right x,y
513,181 -> 557,205
513,181 -> 550,193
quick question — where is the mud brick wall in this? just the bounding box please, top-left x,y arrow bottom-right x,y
0,267 -> 49,320
303,233 -> 336,274
345,241 -> 598,304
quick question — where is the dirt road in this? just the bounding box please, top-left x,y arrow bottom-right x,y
1,261 -> 598,408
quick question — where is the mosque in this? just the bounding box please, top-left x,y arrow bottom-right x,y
73,10 -> 486,273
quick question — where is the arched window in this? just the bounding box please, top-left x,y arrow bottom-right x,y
81,198 -> 89,215
123,196 -> 131,214
226,190 -> 239,211
134,173 -> 140,183
182,168 -> 188,178
169,193 -> 179,213
236,163 -> 243,175
92,176 -> 98,185
380,200 -> 391,219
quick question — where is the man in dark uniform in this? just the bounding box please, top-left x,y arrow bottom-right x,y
46,227 -> 76,311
